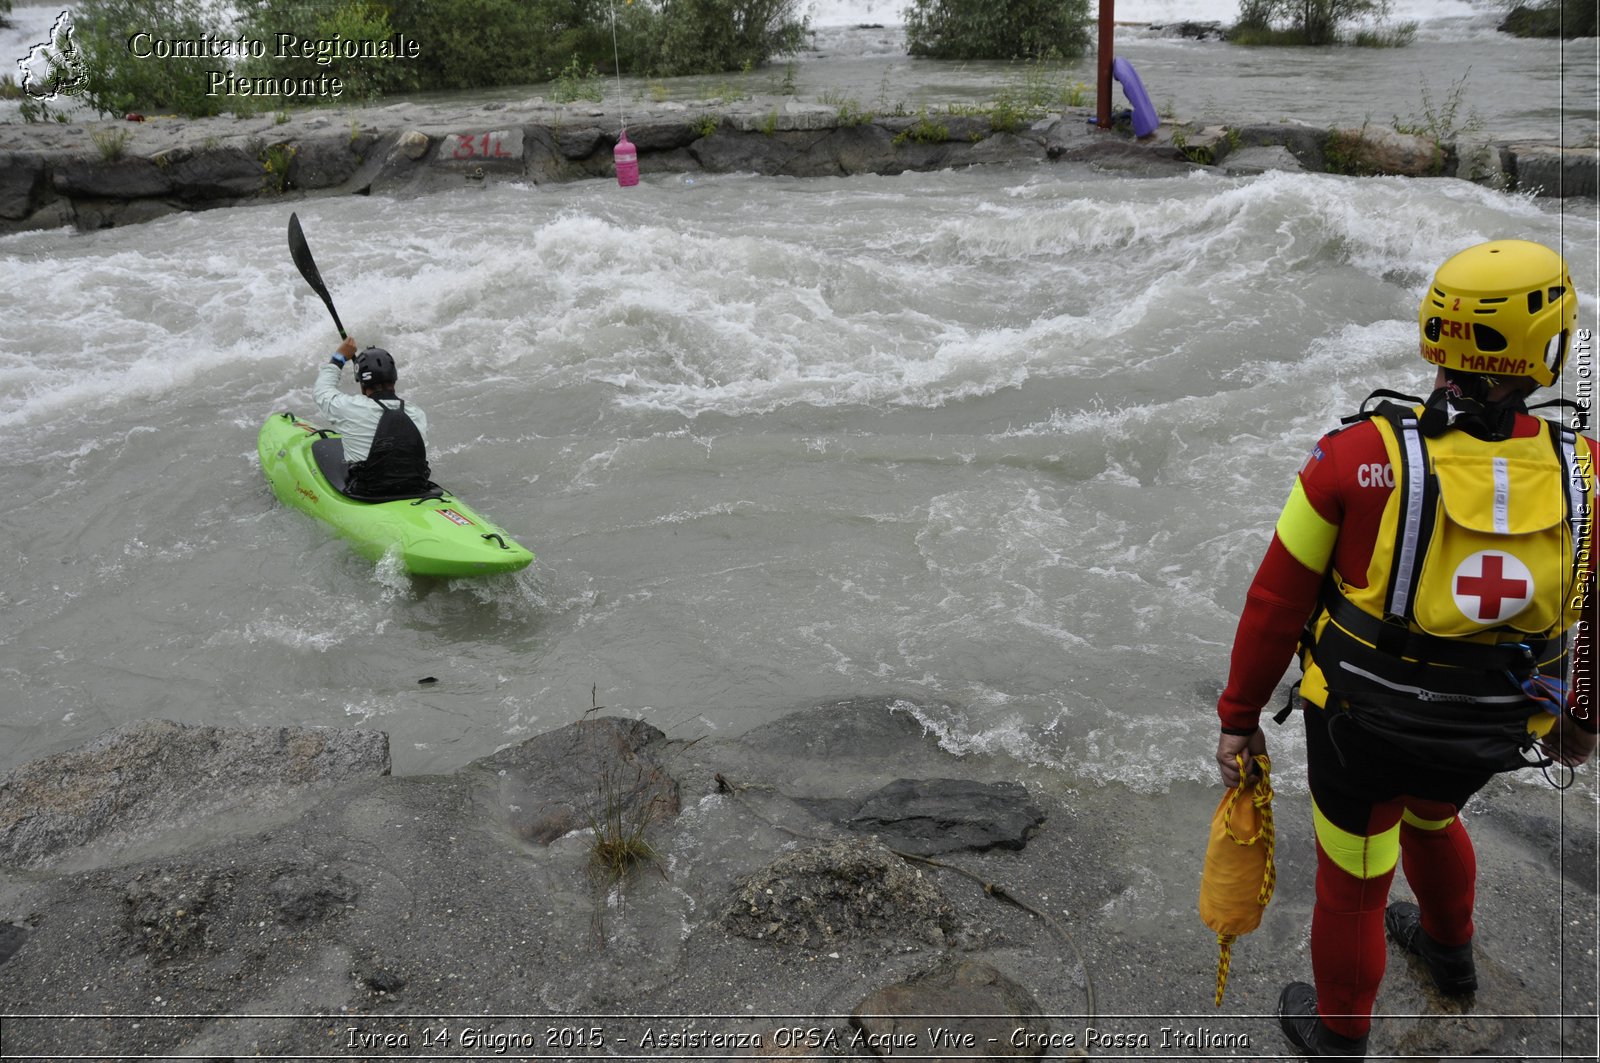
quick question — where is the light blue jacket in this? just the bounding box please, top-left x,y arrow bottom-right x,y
313,359 -> 429,463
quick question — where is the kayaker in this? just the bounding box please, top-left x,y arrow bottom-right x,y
315,336 -> 433,498
1212,239 -> 1595,1059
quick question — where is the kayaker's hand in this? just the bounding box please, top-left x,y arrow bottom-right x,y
1217,728 -> 1266,788
336,336 -> 358,359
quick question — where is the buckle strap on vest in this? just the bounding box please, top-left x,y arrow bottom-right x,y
1321,591 -> 1546,677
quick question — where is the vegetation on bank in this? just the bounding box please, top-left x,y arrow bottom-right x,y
904,0 -> 1092,60
32,0 -> 811,118
1229,0 -> 1416,47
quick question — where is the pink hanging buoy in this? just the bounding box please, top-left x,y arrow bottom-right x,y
614,131 -> 639,187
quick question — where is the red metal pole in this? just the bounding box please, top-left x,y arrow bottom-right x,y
1097,0 -> 1113,129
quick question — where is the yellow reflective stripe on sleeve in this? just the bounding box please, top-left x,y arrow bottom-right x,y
1313,800 -> 1400,879
1400,808 -> 1455,831
1275,479 -> 1338,573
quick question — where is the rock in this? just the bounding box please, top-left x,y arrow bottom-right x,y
623,117 -> 702,152
1231,122 -> 1326,169
691,129 -> 801,174
291,134 -> 370,189
851,959 -> 1047,1060
391,129 -> 430,161
0,923 -> 27,967
1507,144 -> 1597,198
723,838 -> 957,948
1150,21 -> 1227,41
164,146 -> 265,200
1453,139 -> 1509,190
1499,3 -> 1596,39
0,720 -> 391,870
52,156 -> 172,198
0,152 -> 50,220
811,778 -> 1044,856
473,716 -> 679,845
1221,144 -> 1305,176
434,129 -> 525,169
1326,127 -> 1447,177
553,124 -> 607,159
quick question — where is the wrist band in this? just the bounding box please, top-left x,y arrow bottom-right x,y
330,355 -> 346,367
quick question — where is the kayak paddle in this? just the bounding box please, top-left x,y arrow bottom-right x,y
287,211 -> 347,340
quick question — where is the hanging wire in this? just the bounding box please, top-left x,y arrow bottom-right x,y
608,0 -> 627,135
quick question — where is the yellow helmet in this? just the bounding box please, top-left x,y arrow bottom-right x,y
1419,239 -> 1577,388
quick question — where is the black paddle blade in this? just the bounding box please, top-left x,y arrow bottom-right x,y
287,211 -> 347,340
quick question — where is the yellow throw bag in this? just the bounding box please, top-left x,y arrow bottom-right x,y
1198,754 -> 1276,1006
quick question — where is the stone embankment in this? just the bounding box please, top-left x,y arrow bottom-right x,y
1,92 -> 1594,234
0,700 -> 1594,1061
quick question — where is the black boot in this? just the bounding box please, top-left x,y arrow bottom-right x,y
1385,901 -> 1477,995
1278,982 -> 1369,1060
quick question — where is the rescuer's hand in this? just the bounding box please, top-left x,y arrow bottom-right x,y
1216,728 -> 1267,788
1542,713 -> 1598,768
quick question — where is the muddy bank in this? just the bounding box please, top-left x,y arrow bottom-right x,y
0,699 -> 1594,1060
1,89 -> 1594,236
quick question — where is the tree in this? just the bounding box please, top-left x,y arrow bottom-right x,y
620,0 -> 810,77
1233,0 -> 1392,46
904,0 -> 1092,61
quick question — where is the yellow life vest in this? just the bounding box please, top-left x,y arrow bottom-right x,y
1300,404 -> 1592,745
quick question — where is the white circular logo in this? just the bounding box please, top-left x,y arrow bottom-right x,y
1451,550 -> 1534,625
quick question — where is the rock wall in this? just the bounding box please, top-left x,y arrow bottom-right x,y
1,98 -> 1592,235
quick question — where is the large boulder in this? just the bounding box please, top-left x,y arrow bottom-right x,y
472,715 -> 679,846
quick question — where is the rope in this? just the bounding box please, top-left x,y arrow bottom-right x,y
1212,753 -> 1275,1006
608,0 -> 627,136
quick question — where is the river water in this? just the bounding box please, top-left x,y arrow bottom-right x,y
0,3 -> 1596,794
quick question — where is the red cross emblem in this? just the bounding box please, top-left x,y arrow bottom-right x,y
1452,551 -> 1533,624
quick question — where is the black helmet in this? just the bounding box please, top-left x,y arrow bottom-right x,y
354,347 -> 397,387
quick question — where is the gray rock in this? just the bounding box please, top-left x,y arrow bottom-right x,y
691,129 -> 803,174
0,923 -> 26,967
53,156 -> 172,198
624,117 -> 703,152
291,134 -> 370,189
1327,127 -> 1448,177
554,124 -> 607,159
0,719 -> 390,870
165,146 -> 265,200
723,838 -> 957,948
851,959 -> 1047,1060
472,716 -> 679,846
0,152 -> 49,220
1232,122 -> 1327,169
1509,144 -> 1597,198
1453,138 -> 1509,189
1221,145 -> 1305,176
391,129 -> 430,160
818,778 -> 1045,856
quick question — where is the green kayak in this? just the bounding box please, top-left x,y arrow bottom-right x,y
257,411 -> 534,577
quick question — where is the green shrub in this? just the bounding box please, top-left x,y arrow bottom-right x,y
1231,0 -> 1408,47
90,125 -> 131,160
621,0 -> 809,77
905,0 -> 1091,60
235,0 -> 415,103
72,0 -> 235,116
893,111 -> 950,145
550,53 -> 604,102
